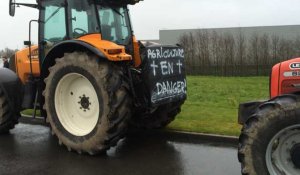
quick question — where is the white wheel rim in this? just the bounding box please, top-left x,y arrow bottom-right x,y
55,73 -> 100,136
266,124 -> 300,175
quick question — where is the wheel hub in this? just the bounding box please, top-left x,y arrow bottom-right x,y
79,95 -> 91,111
266,124 -> 300,175
291,144 -> 300,169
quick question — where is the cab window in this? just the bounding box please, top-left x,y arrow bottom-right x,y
98,6 -> 131,45
67,0 -> 98,39
43,1 -> 66,43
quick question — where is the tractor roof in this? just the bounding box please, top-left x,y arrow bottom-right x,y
36,0 -> 143,6
102,0 -> 143,6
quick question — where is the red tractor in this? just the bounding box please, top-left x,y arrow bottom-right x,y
238,58 -> 300,174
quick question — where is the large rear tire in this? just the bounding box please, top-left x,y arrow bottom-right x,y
0,89 -> 18,134
131,101 -> 183,129
44,52 -> 131,154
9,54 -> 16,73
238,94 -> 300,175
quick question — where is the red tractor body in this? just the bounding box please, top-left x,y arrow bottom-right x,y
239,58 -> 300,124
270,58 -> 300,98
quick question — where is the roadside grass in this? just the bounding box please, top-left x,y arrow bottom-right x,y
22,109 -> 40,116
167,76 -> 269,136
21,76 -> 269,137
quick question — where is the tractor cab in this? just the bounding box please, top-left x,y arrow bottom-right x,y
41,0 -> 132,45
38,0 -> 138,67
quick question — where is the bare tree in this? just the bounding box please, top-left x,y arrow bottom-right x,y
236,29 -> 246,75
179,33 -> 194,74
271,34 -> 280,64
249,33 -> 260,75
278,39 -> 293,61
259,34 -> 270,75
188,32 -> 197,73
293,35 -> 300,59
195,30 -> 210,74
179,34 -> 190,63
222,33 -> 235,76
211,30 -> 221,75
0,48 -> 18,58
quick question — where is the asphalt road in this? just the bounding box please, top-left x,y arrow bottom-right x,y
0,123 -> 240,175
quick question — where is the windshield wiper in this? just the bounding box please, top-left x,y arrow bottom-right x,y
111,8 -> 124,17
45,4 -> 64,23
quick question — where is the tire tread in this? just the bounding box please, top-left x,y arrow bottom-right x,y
44,52 -> 131,154
0,89 -> 18,134
238,94 -> 300,175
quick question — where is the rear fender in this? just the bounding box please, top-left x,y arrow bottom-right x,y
41,40 -> 107,80
41,38 -> 132,80
238,101 -> 265,124
0,68 -> 24,114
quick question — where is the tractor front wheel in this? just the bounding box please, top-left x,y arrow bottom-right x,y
0,89 -> 18,134
238,94 -> 300,175
44,52 -> 131,154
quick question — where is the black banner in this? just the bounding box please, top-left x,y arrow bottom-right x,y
142,45 -> 187,106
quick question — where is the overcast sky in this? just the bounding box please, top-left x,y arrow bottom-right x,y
1,0 -> 300,50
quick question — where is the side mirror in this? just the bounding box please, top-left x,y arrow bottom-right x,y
24,41 -> 31,46
9,0 -> 16,17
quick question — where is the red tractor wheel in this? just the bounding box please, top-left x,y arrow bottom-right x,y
238,94 -> 300,175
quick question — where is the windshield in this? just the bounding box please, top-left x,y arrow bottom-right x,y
43,1 -> 66,43
97,6 -> 131,45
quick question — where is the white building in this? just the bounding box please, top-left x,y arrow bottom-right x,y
158,25 -> 300,45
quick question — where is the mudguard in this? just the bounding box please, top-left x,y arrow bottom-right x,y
0,68 -> 24,114
41,40 -> 107,79
238,100 -> 265,124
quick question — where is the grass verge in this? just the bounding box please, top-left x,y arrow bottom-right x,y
167,76 -> 269,136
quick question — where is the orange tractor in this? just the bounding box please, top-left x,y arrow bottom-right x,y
0,0 -> 186,155
238,58 -> 300,174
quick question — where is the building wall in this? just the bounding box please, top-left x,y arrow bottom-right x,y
159,25 -> 300,45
